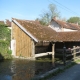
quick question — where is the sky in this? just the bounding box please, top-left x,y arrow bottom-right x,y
0,0 -> 80,21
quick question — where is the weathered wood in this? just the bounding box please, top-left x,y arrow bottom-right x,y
52,44 -> 55,67
71,46 -> 80,50
35,52 -> 52,57
63,47 -> 66,66
56,46 -> 80,65
11,22 -> 34,58
31,41 -> 35,59
73,46 -> 76,61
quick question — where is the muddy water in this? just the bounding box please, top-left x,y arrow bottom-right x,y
0,59 -> 53,80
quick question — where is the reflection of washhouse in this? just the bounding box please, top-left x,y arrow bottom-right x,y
11,59 -> 35,80
10,59 -> 54,80
11,60 -> 16,74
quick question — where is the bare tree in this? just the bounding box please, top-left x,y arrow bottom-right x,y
38,4 -> 60,25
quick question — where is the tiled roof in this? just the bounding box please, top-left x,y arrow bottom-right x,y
52,18 -> 80,30
12,18 -> 80,42
12,18 -> 57,42
57,31 -> 80,41
6,19 -> 11,27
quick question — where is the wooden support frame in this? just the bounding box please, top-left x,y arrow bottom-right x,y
73,46 -> 76,61
31,41 -> 35,59
63,47 -> 66,66
52,43 -> 55,67
35,52 -> 52,58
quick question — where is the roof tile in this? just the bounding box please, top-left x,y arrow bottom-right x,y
52,18 -> 80,30
13,18 -> 80,42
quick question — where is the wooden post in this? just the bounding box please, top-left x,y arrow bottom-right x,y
63,47 -> 66,66
52,43 -> 55,67
73,46 -> 76,61
31,41 -> 35,60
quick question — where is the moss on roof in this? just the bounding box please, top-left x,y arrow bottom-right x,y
13,18 -> 80,42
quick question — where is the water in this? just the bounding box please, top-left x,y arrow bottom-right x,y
0,59 -> 53,80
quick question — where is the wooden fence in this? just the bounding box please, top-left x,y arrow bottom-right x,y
55,46 -> 80,65
34,46 -> 80,66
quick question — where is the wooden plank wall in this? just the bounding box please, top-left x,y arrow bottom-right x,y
12,22 -> 34,57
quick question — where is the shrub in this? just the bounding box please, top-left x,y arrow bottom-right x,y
0,24 -> 11,59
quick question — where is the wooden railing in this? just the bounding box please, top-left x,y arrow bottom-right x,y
71,46 -> 80,59
35,46 -> 80,66
55,46 -> 80,65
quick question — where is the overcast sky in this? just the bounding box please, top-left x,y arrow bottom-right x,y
0,0 -> 80,20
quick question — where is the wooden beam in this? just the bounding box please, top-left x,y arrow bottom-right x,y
35,52 -> 52,58
63,47 -> 66,66
52,44 -> 55,67
31,41 -> 35,59
73,46 -> 76,61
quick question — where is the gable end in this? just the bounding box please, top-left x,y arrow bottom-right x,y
12,19 -> 38,42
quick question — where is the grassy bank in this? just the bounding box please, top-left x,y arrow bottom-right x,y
0,24 -> 12,60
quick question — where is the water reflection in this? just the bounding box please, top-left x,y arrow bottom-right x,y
0,60 -> 12,80
0,59 -> 53,80
11,59 -> 35,80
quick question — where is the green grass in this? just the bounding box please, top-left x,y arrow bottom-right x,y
75,59 -> 80,63
36,58 -> 52,62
